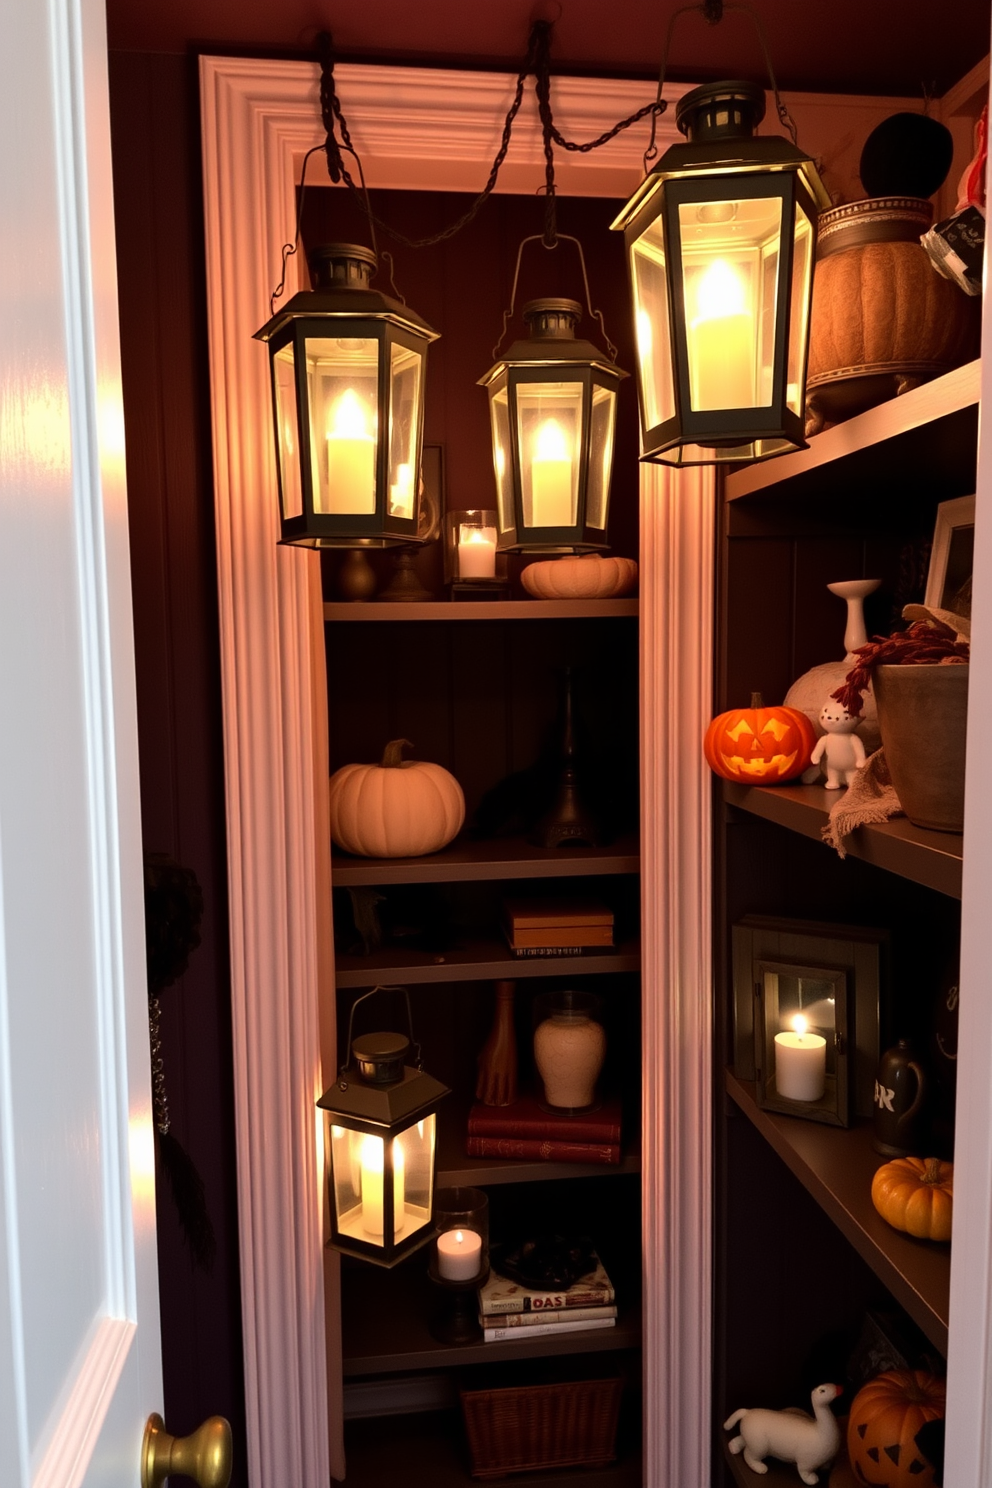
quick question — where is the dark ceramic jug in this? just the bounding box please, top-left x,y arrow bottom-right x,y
873,1038 -> 928,1157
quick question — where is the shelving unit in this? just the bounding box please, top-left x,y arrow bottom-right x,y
323,598 -> 639,622
332,835 -> 640,887
335,938 -> 641,989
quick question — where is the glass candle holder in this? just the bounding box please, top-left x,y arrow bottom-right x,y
429,1185 -> 489,1287
533,989 -> 606,1114
444,510 -> 506,585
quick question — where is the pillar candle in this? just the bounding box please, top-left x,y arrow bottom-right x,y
457,525 -> 497,579
436,1227 -> 483,1282
360,1135 -> 406,1237
531,418 -> 573,526
688,259 -> 755,410
325,388 -> 375,514
774,1016 -> 826,1102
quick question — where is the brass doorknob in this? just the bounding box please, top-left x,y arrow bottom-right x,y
142,1413 -> 233,1488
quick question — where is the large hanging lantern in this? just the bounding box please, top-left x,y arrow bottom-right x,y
478,297 -> 627,553
612,81 -> 830,467
318,989 -> 449,1267
254,243 -> 439,546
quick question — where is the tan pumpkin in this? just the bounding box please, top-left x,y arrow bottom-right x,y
847,1370 -> 945,1488
871,1156 -> 953,1243
520,554 -> 637,600
329,739 -> 465,858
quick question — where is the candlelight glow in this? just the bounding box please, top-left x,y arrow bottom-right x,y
328,387 -> 373,440
792,1015 -> 808,1038
635,308 -> 653,361
695,258 -> 749,322
534,417 -> 570,462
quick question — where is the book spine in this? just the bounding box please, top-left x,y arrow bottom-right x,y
479,1304 -> 617,1329
468,1114 -> 621,1144
483,1317 -> 617,1343
466,1136 -> 620,1164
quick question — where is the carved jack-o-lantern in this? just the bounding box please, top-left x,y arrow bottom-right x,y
847,1370 -> 945,1488
703,692 -> 815,784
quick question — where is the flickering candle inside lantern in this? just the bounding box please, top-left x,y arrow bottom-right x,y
436,1227 -> 483,1282
774,1015 -> 826,1102
325,388 -> 375,514
360,1134 -> 406,1237
457,524 -> 497,579
687,258 -> 755,410
531,417 -> 573,526
389,461 -> 415,519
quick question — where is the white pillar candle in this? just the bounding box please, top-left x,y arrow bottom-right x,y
774,1016 -> 826,1102
688,258 -> 755,410
457,524 -> 497,579
325,388 -> 375,514
360,1134 -> 406,1237
531,418 -> 573,526
436,1227 -> 483,1282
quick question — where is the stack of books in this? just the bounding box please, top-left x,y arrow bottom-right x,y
502,896 -> 614,958
478,1250 -> 617,1343
466,1093 -> 622,1165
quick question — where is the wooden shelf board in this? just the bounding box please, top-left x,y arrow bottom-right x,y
436,1097 -> 640,1187
339,1255 -> 641,1376
723,781 -> 962,899
725,1072 -> 949,1354
332,835 -> 641,887
324,599 -> 639,622
725,360 -> 980,503
342,1411 -> 641,1488
335,937 -> 641,987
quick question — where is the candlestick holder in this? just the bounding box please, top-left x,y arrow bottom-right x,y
444,510 -> 507,592
428,1186 -> 489,1344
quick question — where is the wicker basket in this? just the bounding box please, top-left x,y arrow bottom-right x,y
460,1375 -> 623,1479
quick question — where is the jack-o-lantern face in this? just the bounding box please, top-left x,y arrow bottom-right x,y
847,1370 -> 945,1488
703,693 -> 815,784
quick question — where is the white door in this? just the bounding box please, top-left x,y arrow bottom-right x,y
0,0 -> 164,1485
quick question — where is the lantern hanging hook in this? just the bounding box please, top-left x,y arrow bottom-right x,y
341,986 -> 423,1077
491,233 -> 618,363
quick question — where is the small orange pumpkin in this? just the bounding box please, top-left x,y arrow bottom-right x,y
847,1369 -> 945,1488
520,554 -> 638,600
703,693 -> 815,784
871,1156 -> 953,1243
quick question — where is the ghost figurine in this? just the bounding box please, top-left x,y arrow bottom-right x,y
810,700 -> 867,789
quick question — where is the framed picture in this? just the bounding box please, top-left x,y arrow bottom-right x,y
925,494 -> 975,618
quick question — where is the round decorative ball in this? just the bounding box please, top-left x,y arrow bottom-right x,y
520,554 -> 637,600
703,693 -> 816,785
870,1156 -> 953,1243
328,739 -> 465,858
847,1369 -> 945,1488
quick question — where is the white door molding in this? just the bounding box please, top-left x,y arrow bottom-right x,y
197,52 -> 708,1486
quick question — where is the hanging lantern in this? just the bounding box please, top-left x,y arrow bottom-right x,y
254,243 -> 439,546
612,80 -> 830,467
478,297 -> 627,553
317,989 -> 449,1267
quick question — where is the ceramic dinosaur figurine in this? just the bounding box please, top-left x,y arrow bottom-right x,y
724,1382 -> 843,1484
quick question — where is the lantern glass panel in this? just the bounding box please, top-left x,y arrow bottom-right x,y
387,342 -> 423,520
586,384 -> 616,531
330,1115 -> 436,1251
677,195 -> 782,412
786,207 -> 814,416
305,337 -> 379,516
516,380 -> 583,529
273,344 -> 303,519
630,224 -> 675,432
489,387 -> 514,535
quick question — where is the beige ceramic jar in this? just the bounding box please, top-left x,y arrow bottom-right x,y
533,991 -> 606,1111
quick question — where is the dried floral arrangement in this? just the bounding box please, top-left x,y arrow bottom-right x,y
833,613 -> 970,717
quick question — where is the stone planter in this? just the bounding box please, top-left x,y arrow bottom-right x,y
874,663 -> 969,832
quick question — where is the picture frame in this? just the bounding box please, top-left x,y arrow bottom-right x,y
925,494 -> 975,618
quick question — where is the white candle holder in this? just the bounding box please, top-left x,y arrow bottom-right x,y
444,510 -> 507,591
428,1186 -> 489,1345
754,958 -> 851,1126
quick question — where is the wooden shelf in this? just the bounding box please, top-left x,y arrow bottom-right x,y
340,1256 -> 641,1376
332,835 -> 640,887
324,599 -> 639,622
726,1072 -> 949,1354
335,937 -> 641,987
342,1411 -> 641,1488
723,781 -> 962,899
436,1098 -> 640,1188
725,360 -> 979,504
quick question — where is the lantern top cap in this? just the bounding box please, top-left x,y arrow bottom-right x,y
675,80 -> 766,143
523,297 -> 583,339
308,242 -> 377,289
352,1030 -> 411,1085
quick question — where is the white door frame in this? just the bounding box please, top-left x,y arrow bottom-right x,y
197,55 -> 935,1486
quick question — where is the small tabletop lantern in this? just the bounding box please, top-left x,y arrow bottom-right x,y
612,81 -> 830,467
254,243 -> 439,547
478,298 -> 627,553
318,989 -> 449,1266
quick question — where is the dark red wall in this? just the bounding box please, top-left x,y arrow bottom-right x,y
108,51 -> 248,1482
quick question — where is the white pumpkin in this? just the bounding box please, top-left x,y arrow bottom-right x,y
329,739 -> 465,858
520,554 -> 637,600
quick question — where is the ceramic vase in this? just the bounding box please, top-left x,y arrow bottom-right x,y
785,578 -> 882,758
533,990 -> 606,1112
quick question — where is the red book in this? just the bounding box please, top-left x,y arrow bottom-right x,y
467,1094 -> 622,1145
465,1136 -> 620,1165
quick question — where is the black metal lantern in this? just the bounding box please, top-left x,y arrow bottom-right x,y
612,81 -> 830,467
254,244 -> 439,546
478,297 -> 627,553
318,989 -> 449,1267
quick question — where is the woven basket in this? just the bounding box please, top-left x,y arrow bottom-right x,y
460,1375 -> 623,1479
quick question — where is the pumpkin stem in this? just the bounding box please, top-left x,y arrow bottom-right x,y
923,1157 -> 944,1186
750,692 -> 764,709
380,739 -> 414,769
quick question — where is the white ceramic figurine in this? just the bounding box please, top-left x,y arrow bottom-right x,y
724,1382 -> 843,1483
809,700 -> 867,789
